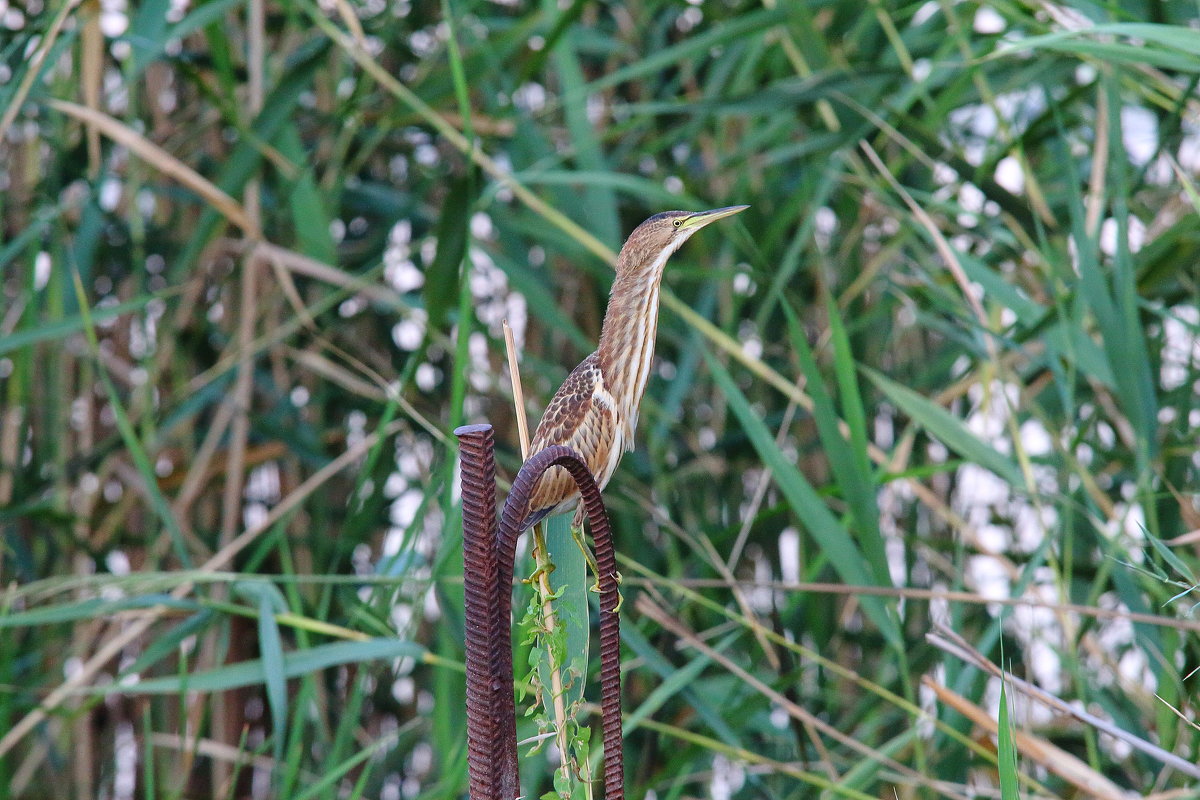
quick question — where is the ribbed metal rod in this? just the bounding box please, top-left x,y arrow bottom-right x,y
456,428 -> 624,800
496,445 -> 624,800
455,424 -> 503,800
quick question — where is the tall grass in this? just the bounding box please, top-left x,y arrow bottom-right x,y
1,1 -> 1198,798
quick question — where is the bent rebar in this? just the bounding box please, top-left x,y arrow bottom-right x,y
456,426 -> 623,800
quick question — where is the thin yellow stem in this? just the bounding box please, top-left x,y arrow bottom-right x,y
504,320 -> 531,457
503,322 -> 572,779
531,525 -> 573,778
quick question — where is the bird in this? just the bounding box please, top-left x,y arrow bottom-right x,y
518,205 -> 748,531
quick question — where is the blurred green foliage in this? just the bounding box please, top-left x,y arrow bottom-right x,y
1,0 -> 1199,798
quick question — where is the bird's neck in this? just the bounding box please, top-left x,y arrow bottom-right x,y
597,262 -> 667,414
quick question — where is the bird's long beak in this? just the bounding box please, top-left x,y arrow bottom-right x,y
680,204 -> 749,230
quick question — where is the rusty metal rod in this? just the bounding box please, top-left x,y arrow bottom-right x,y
455,424 -> 504,800
456,427 -> 623,800
496,445 -> 624,800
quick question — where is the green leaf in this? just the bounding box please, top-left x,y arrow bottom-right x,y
425,176 -> 473,333
705,352 -> 901,649
552,21 -> 619,248
0,205 -> 61,273
1144,528 -> 1197,583
623,646 -> 713,732
863,367 -> 1024,487
997,681 -> 1020,800
107,639 -> 426,694
620,623 -> 742,748
71,272 -> 192,568
538,514 -> 590,714
995,23 -> 1200,72
277,124 -> 336,265
125,0 -> 243,78
172,39 -> 329,277
0,292 -> 162,357
237,582 -> 289,767
580,8 -> 791,96
836,728 -> 916,794
0,595 -> 198,628
785,302 -> 888,587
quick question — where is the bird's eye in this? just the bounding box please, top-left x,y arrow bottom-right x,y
673,218 -> 682,228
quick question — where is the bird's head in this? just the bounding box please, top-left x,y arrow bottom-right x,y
617,205 -> 749,276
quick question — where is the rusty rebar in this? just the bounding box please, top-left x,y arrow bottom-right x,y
455,423 -> 503,800
456,427 -> 624,800
497,445 -> 624,800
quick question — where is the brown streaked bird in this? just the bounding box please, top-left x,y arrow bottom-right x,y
519,205 -> 749,531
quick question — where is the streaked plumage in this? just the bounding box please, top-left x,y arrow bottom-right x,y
520,205 -> 748,531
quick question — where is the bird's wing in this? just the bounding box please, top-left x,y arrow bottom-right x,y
529,352 -> 605,452
522,352 -> 620,528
